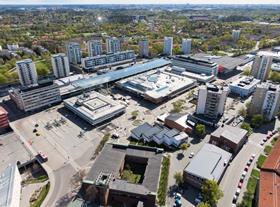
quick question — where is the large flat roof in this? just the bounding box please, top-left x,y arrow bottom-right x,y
64,91 -> 125,125
229,76 -> 260,90
211,125 -> 247,144
184,143 -> 232,181
117,68 -> 195,100
72,59 -> 171,89
84,143 -> 163,194
191,53 -> 251,70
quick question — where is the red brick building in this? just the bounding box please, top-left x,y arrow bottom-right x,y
258,138 -> 280,207
0,106 -> 9,129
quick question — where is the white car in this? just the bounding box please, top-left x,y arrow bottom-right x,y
189,152 -> 195,158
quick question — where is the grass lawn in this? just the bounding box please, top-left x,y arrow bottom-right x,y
251,169 -> 260,179
30,182 -> 50,207
271,136 -> 278,146
264,145 -> 272,155
22,175 -> 48,185
121,169 -> 141,184
246,177 -> 258,195
94,133 -> 111,156
257,154 -> 267,169
157,155 -> 170,206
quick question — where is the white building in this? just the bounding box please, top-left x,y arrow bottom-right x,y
16,59 -> 38,87
249,83 -> 280,121
51,53 -> 70,78
182,38 -> 192,55
66,42 -> 81,64
87,40 -> 102,57
229,76 -> 261,97
139,39 -> 149,57
163,37 -> 173,56
106,37 -> 121,54
7,43 -> 19,51
232,29 -> 241,41
196,84 -> 229,118
251,54 -> 273,81
0,164 -> 22,207
9,81 -> 61,112
81,50 -> 135,71
64,91 -> 126,126
0,45 -> 2,51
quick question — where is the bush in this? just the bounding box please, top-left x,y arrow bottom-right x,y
240,122 -> 252,136
30,182 -> 50,207
264,145 -> 272,155
251,114 -> 264,128
195,124 -> 206,136
257,154 -> 267,169
246,177 -> 258,195
157,155 -> 170,206
251,169 -> 260,179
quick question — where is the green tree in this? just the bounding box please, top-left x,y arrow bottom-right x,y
201,180 -> 224,206
180,143 -> 189,154
171,99 -> 185,113
251,114 -> 264,128
197,202 -> 211,207
131,110 -> 139,120
195,124 -> 206,136
242,67 -> 251,76
238,107 -> 247,118
240,122 -> 253,136
173,172 -> 183,187
0,74 -> 8,84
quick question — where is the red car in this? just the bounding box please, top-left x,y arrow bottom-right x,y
244,166 -> 249,172
238,182 -> 243,188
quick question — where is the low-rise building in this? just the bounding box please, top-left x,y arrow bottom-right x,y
210,125 -> 248,154
183,143 -> 232,188
64,91 -> 126,126
81,143 -> 163,206
0,106 -> 9,129
229,76 -> 260,97
0,164 -> 22,207
117,68 -> 196,104
131,122 -> 188,148
81,50 -> 136,72
164,113 -> 194,134
9,81 -> 61,112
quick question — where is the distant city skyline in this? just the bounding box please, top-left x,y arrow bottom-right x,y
0,0 -> 280,5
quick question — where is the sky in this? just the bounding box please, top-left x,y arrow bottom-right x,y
0,0 -> 280,5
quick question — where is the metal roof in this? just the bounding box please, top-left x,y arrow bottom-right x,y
73,59 -> 171,89
184,143 -> 232,181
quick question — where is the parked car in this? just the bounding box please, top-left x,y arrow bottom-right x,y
189,152 -> 195,158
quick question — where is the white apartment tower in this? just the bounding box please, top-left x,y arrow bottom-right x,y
66,42 -> 81,65
88,40 -> 102,57
196,84 -> 229,118
251,55 -> 273,81
182,38 -> 192,55
106,37 -> 121,54
249,83 -> 280,121
16,59 -> 38,87
51,53 -> 70,78
232,29 -> 241,41
163,37 -> 173,56
139,39 -> 149,57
